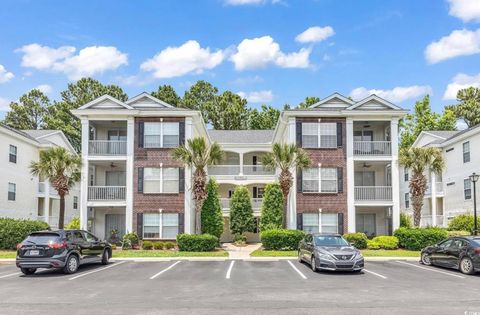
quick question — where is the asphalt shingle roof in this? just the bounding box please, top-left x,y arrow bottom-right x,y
424,130 -> 460,139
208,129 -> 274,144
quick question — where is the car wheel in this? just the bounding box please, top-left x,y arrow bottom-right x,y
460,257 -> 475,275
421,252 -> 432,266
20,268 -> 36,275
63,255 -> 79,274
311,256 -> 317,272
101,249 -> 110,265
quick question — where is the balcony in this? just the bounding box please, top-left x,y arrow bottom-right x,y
354,186 -> 392,202
208,165 -> 275,177
88,186 -> 126,201
353,141 -> 391,156
38,182 -> 58,197
220,198 -> 263,214
425,182 -> 444,196
208,165 -> 241,176
242,165 -> 275,176
420,215 -> 445,227
89,140 -> 127,156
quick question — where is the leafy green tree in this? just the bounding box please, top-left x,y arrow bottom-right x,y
3,89 -> 50,130
260,183 -> 284,230
206,91 -> 249,130
248,105 -> 281,129
229,186 -> 256,236
181,80 -> 218,122
298,96 -> 320,109
400,95 -> 456,149
44,78 -> 128,151
201,178 -> 224,238
151,84 -> 181,106
399,147 -> 444,226
447,87 -> 480,128
30,147 -> 81,229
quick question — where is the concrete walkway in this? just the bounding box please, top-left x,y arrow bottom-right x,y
221,242 -> 262,260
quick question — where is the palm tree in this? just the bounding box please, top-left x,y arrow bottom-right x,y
30,147 -> 81,229
173,137 -> 223,233
262,143 -> 310,228
399,147 -> 444,227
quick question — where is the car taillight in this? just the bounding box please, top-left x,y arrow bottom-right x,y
474,248 -> 480,255
49,241 -> 67,249
16,243 -> 23,250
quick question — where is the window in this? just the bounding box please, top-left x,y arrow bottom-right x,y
143,167 -> 180,193
404,168 -> 409,181
82,231 -> 98,242
302,167 -> 338,193
144,122 -> 179,148
405,193 -> 410,209
73,196 -> 78,210
463,142 -> 470,163
301,122 -> 337,148
464,179 -> 472,200
9,145 -> 17,163
143,213 -> 179,239
302,213 -> 338,233
8,183 -> 15,201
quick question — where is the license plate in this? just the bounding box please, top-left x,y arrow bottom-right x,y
29,250 -> 39,256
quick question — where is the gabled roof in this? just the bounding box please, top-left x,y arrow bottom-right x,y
347,94 -> 401,111
208,130 -> 274,144
78,95 -> 134,110
310,93 -> 355,108
423,130 -> 460,139
126,92 -> 174,108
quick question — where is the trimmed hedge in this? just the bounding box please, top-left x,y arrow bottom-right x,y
260,229 -> 305,250
343,233 -> 368,249
447,214 -> 480,233
176,234 -> 218,252
142,240 -> 153,250
367,236 -> 399,250
0,218 -> 50,250
394,227 -> 448,251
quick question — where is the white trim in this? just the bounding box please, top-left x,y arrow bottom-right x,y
78,95 -> 134,110
126,92 -> 174,108
347,94 -> 402,111
310,92 -> 355,108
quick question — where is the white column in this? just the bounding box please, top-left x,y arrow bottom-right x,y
43,181 -> 50,224
390,118 -> 400,232
125,117 -> 134,233
239,153 -> 244,176
346,118 -> 355,233
431,172 -> 437,226
287,117 -> 297,229
184,117 -> 194,234
80,118 -> 89,230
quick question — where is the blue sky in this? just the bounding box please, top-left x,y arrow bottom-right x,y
0,0 -> 479,119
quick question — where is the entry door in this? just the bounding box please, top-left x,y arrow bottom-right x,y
356,214 -> 376,238
354,130 -> 373,154
105,214 -> 126,241
106,171 -> 126,186
355,171 -> 375,199
108,130 -> 127,154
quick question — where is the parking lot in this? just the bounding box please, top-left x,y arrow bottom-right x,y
0,259 -> 479,314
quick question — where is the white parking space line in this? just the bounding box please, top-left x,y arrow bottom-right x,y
287,260 -> 307,279
68,261 -> 126,281
226,261 -> 235,279
395,261 -> 466,279
149,261 -> 181,280
363,269 -> 387,279
0,272 -> 21,279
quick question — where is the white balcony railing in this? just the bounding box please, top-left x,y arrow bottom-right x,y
354,186 -> 392,201
208,165 -> 241,176
353,141 -> 391,156
420,215 -> 445,227
425,182 -> 444,195
242,165 -> 275,176
38,182 -> 58,196
220,198 -> 263,213
88,186 -> 126,201
89,140 -> 127,156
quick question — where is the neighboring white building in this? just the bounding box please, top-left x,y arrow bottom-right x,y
400,127 -> 480,227
0,124 -> 80,228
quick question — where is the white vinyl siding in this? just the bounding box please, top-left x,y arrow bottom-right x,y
144,122 -> 179,148
302,167 -> 338,193
143,213 -> 179,239
143,167 -> 179,193
302,213 -> 338,233
302,122 -> 337,148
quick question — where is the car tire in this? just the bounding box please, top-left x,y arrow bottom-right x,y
421,252 -> 432,266
20,267 -> 36,275
460,257 -> 475,275
311,256 -> 317,272
101,249 -> 110,265
63,254 -> 79,274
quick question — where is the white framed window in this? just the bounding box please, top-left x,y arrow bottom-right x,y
321,213 -> 338,233
8,182 -> 16,201
301,122 -> 337,148
73,196 -> 78,210
143,213 -> 179,239
302,167 -> 338,193
302,213 -> 338,233
404,168 -> 409,182
144,122 -> 179,148
463,142 -> 470,163
143,167 -> 179,194
464,179 -> 472,200
405,193 -> 409,208
9,145 -> 17,163
302,213 -> 319,233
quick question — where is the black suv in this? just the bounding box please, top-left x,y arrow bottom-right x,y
16,230 -> 112,275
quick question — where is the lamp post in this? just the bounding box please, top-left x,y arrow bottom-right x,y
469,172 -> 479,236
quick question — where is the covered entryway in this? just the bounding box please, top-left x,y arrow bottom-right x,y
105,214 -> 126,242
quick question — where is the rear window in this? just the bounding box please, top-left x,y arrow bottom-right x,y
25,233 -> 61,245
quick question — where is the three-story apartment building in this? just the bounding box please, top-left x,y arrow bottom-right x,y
72,92 -> 406,242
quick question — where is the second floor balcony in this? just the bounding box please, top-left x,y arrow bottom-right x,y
354,186 -> 392,202
220,198 -> 262,215
88,120 -> 127,156
353,121 -> 392,156
207,151 -> 275,178
89,140 -> 127,156
88,186 -> 126,201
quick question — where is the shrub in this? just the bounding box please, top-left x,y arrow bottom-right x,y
343,233 -> 368,249
260,183 -> 284,230
122,232 -> 139,250
448,214 -> 480,233
164,241 -> 175,250
230,186 -> 256,236
201,179 -> 224,238
233,234 -> 247,246
367,236 -> 399,250
65,217 -> 80,230
260,229 -> 305,250
176,234 -> 218,252
0,218 -> 50,250
447,230 -> 471,237
400,213 -> 412,228
394,227 -> 448,251
142,240 -> 153,250
153,241 -> 164,250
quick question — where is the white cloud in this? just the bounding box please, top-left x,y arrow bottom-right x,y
443,72 -> 480,100
295,26 -> 335,43
425,28 -> 480,64
230,36 -> 311,70
0,97 -> 10,111
350,85 -> 432,103
34,84 -> 52,94
448,0 -> 480,23
237,90 -> 273,103
141,40 -> 224,79
16,43 -> 128,80
0,65 -> 14,83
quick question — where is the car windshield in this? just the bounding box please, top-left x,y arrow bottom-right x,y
472,238 -> 480,246
314,235 -> 349,247
25,233 -> 61,245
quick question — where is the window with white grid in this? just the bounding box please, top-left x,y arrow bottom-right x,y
302,167 -> 338,193
302,213 -> 319,233
302,213 -> 338,233
143,213 -> 179,239
319,123 -> 337,148
143,213 -> 160,238
143,168 -> 179,193
302,123 -> 318,148
162,213 -> 179,239
301,122 -> 337,148
321,213 -> 338,233
144,122 -> 179,148
320,168 -> 338,193
303,168 -> 319,192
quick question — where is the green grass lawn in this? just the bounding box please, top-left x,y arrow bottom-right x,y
250,249 -> 297,257
250,249 -> 421,257
112,249 -> 228,258
0,251 -> 16,259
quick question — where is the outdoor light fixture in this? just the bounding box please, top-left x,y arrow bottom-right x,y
469,173 -> 479,236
